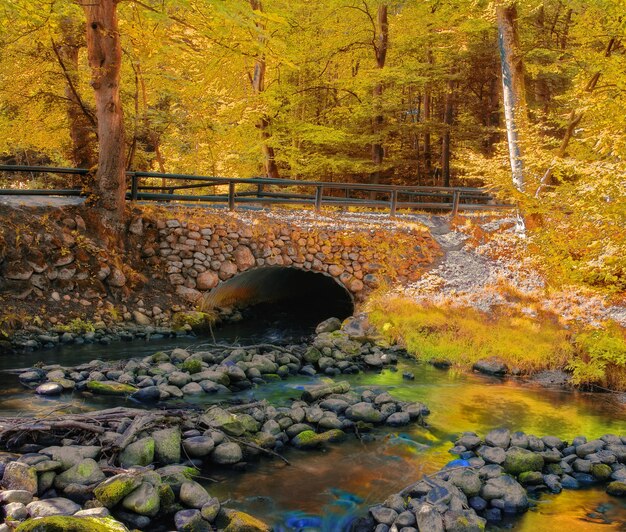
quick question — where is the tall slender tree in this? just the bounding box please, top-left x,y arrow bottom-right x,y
496,1 -> 526,193
82,0 -> 126,233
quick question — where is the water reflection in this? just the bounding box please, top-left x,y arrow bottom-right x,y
1,338 -> 626,529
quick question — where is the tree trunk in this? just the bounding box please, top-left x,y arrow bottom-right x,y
54,17 -> 97,172
423,50 -> 433,183
496,2 -> 527,192
250,0 -> 279,179
83,0 -> 126,232
370,5 -> 388,195
441,79 -> 454,188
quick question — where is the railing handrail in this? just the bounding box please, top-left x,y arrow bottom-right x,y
0,164 -> 509,216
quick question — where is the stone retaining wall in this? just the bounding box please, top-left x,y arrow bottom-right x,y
151,213 -> 438,304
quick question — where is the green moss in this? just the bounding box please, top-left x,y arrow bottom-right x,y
57,318 -> 96,334
291,429 -> 346,450
216,509 -> 271,532
16,516 -> 129,532
172,311 -> 216,333
503,447 -> 544,475
152,351 -> 170,363
94,473 -> 143,508
592,463 -> 613,480
181,358 -> 202,374
86,381 -> 137,396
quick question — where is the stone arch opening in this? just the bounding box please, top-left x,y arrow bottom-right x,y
202,267 -> 354,334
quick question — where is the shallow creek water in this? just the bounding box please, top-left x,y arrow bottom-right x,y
1,324 -> 626,531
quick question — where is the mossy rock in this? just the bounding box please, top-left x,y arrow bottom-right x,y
119,437 -> 155,468
216,508 -> 271,532
86,381 -> 137,396
152,351 -> 170,363
518,471 -> 544,485
94,473 -> 143,508
158,483 -> 178,513
153,427 -> 182,465
172,311 -> 215,333
291,429 -> 347,450
16,516 -> 129,532
303,347 -> 322,364
503,446 -> 544,475
181,358 -> 202,374
157,465 -> 198,493
592,463 -> 613,481
607,481 -> 626,497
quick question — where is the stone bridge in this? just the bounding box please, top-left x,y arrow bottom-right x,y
147,209 -> 439,313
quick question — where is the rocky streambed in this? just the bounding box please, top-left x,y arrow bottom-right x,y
2,315 -> 626,531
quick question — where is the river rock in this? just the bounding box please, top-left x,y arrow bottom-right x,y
174,509 -> 210,531
5,501 -> 28,521
345,402 -> 383,423
448,469 -> 482,497
119,437 -> 154,468
369,506 -> 397,525
131,386 -> 161,402
54,458 -> 105,490
291,429 -> 346,449
122,482 -> 160,517
93,473 -> 143,508
42,445 -> 99,469
211,442 -> 243,465
86,381 -> 137,395
216,508 -> 272,532
153,427 -> 182,464
576,439 -> 605,457
0,490 -> 33,505
443,510 -> 487,531
26,497 -> 81,517
200,407 -> 245,436
315,317 -> 342,334
183,436 -> 215,458
485,428 -> 511,449
477,445 -> 506,464
180,480 -> 210,508
415,504 -> 445,532
386,412 -> 410,426
36,382 -> 64,395
472,357 -> 508,376
607,481 -> 626,496
201,497 -> 221,522
2,462 -> 38,494
503,446 -> 544,475
481,475 -> 528,513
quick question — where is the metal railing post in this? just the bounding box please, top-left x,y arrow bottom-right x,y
130,173 -> 138,201
390,189 -> 398,217
315,186 -> 323,212
228,181 -> 236,211
451,189 -> 461,216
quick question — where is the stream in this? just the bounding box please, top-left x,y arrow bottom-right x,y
1,318 -> 626,531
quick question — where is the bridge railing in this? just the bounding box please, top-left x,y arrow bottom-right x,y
0,165 -> 512,216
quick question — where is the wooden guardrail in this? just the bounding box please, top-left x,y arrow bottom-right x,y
0,165 -> 511,216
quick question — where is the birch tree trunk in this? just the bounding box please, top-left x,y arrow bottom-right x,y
83,0 -> 126,233
250,0 -> 279,179
496,2 -> 526,193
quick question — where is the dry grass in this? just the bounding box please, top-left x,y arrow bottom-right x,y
369,296 -> 573,374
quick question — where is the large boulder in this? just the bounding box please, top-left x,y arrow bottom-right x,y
200,407 -> 245,436
42,446 -> 101,469
472,357 -> 508,376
